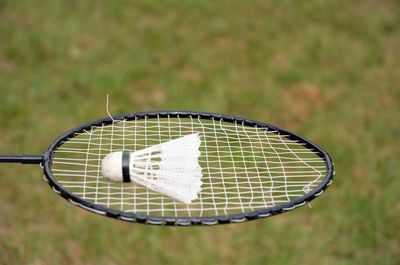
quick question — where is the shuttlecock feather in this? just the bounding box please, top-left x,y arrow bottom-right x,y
101,133 -> 202,204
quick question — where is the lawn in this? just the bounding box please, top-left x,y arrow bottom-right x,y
0,0 -> 399,264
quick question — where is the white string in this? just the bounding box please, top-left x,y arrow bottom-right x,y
133,116 -> 137,213
219,118 -> 245,213
51,115 -> 327,217
234,120 -> 254,211
82,127 -> 93,199
167,114 -> 178,217
144,115 -> 149,215
244,124 -> 268,207
279,135 -> 323,193
106,94 -> 115,122
158,114 -> 165,217
205,117 -> 221,215
178,115 -> 192,217
121,119 -> 126,211
107,121 -> 115,207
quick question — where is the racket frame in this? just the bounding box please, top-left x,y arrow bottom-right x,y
39,111 -> 334,226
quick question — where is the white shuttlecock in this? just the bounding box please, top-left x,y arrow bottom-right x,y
101,133 -> 202,204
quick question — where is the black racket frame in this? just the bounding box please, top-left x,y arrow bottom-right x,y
2,111 -> 334,226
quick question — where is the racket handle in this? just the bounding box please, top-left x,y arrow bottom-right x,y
0,155 -> 43,164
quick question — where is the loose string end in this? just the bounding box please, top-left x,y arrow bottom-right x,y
106,94 -> 115,122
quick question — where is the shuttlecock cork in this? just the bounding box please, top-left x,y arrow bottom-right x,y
101,133 -> 203,204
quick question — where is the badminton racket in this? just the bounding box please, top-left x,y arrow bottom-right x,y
0,111 -> 334,226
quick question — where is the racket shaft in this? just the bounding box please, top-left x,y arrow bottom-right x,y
0,155 -> 42,164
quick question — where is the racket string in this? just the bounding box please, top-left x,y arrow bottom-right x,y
51,115 -> 327,217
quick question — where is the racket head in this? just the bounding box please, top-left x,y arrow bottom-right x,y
42,111 -> 334,226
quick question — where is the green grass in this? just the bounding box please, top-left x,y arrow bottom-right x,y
0,0 -> 399,264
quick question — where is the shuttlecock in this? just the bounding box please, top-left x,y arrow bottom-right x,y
101,133 -> 203,204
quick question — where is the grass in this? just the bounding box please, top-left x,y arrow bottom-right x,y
0,0 -> 399,264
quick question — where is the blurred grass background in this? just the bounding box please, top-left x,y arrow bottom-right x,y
0,0 -> 399,264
